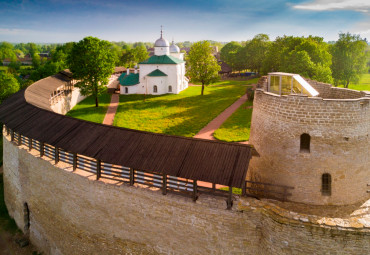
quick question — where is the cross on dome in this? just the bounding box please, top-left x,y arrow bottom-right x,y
154,26 -> 169,48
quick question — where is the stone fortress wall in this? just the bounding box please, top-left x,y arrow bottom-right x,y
249,76 -> 370,205
2,73 -> 370,254
3,137 -> 370,254
50,88 -> 86,115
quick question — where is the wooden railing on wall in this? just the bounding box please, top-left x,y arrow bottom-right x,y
243,180 -> 294,202
8,127 -> 237,209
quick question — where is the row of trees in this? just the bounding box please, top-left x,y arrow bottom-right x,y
220,33 -> 368,87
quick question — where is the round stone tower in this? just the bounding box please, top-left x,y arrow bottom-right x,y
248,73 -> 370,205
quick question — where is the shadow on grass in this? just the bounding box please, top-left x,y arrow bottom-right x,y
66,94 -> 112,123
113,85 -> 247,137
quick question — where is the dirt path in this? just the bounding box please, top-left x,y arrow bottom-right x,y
194,94 -> 248,140
102,93 -> 119,126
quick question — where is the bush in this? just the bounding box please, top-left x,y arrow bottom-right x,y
246,87 -> 254,101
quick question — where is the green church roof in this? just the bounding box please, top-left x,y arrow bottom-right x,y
119,73 -> 139,86
139,55 -> 185,65
147,69 -> 168,77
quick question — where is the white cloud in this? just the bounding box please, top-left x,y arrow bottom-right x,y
292,0 -> 370,13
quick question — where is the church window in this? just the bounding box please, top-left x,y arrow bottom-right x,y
300,133 -> 310,153
125,87 -> 128,94
153,85 -> 158,93
168,86 -> 172,92
321,174 -> 331,196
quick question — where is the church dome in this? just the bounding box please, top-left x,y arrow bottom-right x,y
170,41 -> 180,53
154,27 -> 169,47
155,37 -> 170,47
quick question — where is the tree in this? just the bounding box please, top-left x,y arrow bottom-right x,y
186,41 -> 221,95
261,35 -> 333,83
243,34 -> 270,73
120,46 -> 149,68
7,61 -> 21,74
110,43 -> 123,66
32,53 -> 41,69
220,41 -> 242,72
68,36 -> 115,107
0,42 -> 17,62
134,45 -> 149,64
331,33 -> 368,87
0,71 -> 20,102
121,49 -> 137,68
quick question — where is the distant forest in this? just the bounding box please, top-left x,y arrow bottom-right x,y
0,33 -> 369,96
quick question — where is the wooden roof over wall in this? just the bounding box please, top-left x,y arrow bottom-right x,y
0,78 -> 253,188
25,71 -> 72,111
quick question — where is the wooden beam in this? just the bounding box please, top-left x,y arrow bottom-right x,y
129,168 -> 134,186
17,133 -> 22,146
54,147 -> 59,164
193,180 -> 198,202
40,142 -> 44,157
73,153 -> 77,171
227,186 -> 233,209
162,174 -> 167,195
242,181 -> 246,196
96,160 -> 101,180
29,138 -> 33,151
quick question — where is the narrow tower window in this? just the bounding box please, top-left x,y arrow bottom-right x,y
321,173 -> 331,196
153,85 -> 158,93
125,87 -> 128,94
168,86 -> 172,92
23,203 -> 30,231
300,133 -> 310,152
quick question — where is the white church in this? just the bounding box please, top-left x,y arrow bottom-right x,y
119,30 -> 189,95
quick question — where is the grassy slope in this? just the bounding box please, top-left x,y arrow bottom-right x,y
213,101 -> 253,142
66,94 -> 112,123
113,83 -> 255,137
340,73 -> 370,91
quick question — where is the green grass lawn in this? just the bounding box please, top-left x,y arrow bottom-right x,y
339,73 -> 370,91
213,101 -> 253,142
66,94 -> 112,123
113,83 -> 254,137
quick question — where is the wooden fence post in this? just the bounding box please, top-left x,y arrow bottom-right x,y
242,181 -> 246,196
227,186 -> 233,210
55,147 -> 59,164
40,142 -> 44,157
73,153 -> 77,171
212,183 -> 216,193
10,130 -> 14,142
129,168 -> 134,186
18,134 -> 22,146
162,174 -> 167,195
192,180 -> 198,202
96,160 -> 101,180
29,138 -> 33,151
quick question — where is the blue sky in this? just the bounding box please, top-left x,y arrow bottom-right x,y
0,0 -> 369,43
